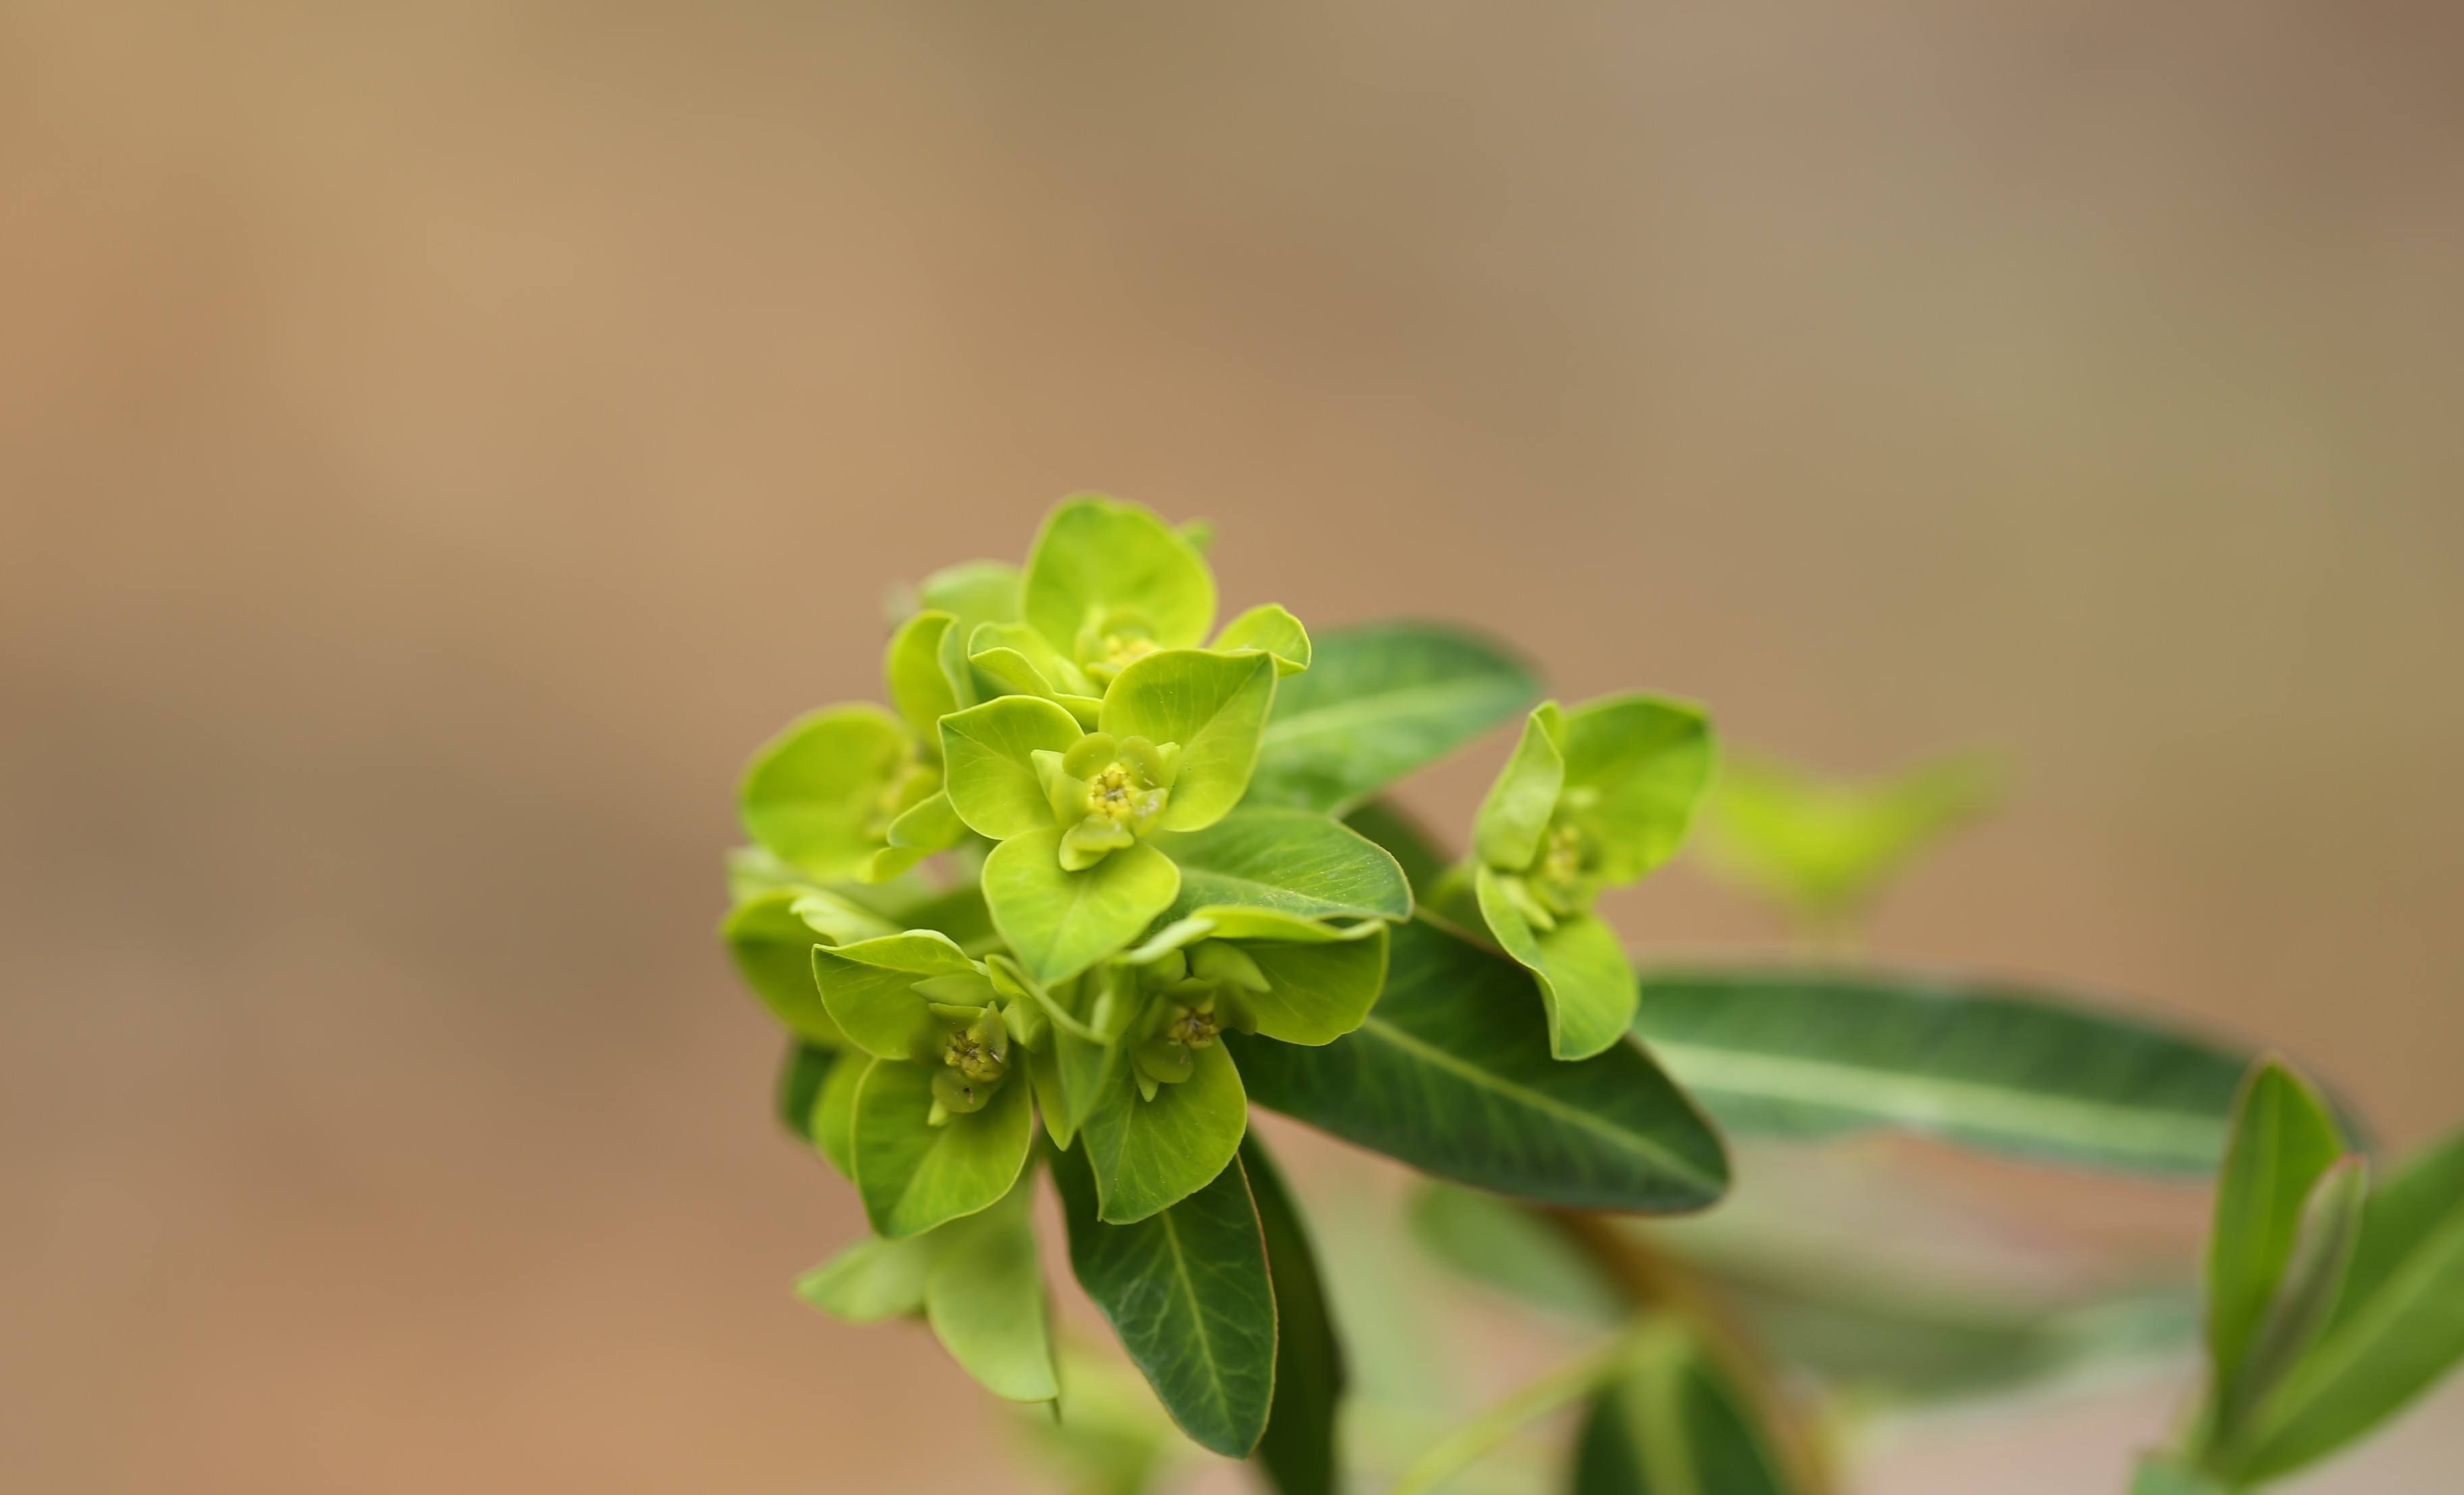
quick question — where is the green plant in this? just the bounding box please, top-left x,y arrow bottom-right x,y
721,495 -> 2464,1494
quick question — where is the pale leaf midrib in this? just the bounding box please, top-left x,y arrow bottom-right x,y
1643,1039 -> 2224,1167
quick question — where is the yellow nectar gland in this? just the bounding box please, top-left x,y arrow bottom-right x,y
1167,1005 -> 1220,1048
1087,762 -> 1140,821
1100,633 -> 1158,673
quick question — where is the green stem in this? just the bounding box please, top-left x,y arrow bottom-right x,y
1383,1330 -> 1641,1495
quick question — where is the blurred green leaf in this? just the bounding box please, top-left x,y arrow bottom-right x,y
1231,919 -> 1728,1213
1050,1141 -> 1277,1459
1699,751 -> 1996,926
884,610 -> 961,745
1246,623 -> 1542,814
2205,1060 -> 2347,1433
1155,808 -> 1412,924
1473,703 -> 1566,870
925,1169 -> 1059,1403
775,1039 -> 836,1146
1406,1184 -> 1622,1326
1244,1134 -> 1347,1495
1214,603 -> 1314,677
795,1230 -> 935,1323
1570,1324 -> 1797,1495
2226,1124 -> 2464,1482
1630,966 -> 2281,1174
739,704 -> 915,881
723,889 -> 885,1046
2223,1155 -> 2368,1439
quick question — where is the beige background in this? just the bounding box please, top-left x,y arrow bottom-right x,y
4,2 -> 2459,1491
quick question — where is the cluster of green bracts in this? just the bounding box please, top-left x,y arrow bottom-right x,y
721,494 -> 1716,1445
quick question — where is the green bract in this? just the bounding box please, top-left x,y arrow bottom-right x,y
713,494 -> 2463,1495
1453,693 -> 1714,1059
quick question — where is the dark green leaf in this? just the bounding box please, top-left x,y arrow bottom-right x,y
1571,1326 -> 1795,1495
1246,623 -> 1542,814
1242,1134 -> 1345,1495
1049,1140 -> 1278,1458
775,1039 -> 836,1147
1630,966 -> 2286,1175
1154,808 -> 1412,923
1339,799 -> 1452,899
1232,920 -> 1728,1213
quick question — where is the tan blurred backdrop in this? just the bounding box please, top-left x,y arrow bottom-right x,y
4,3 -> 2460,1492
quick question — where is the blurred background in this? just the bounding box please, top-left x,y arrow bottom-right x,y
5,2 -> 2460,1491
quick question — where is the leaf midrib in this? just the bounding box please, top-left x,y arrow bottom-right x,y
1357,1017 -> 1720,1192
1640,1038 -> 2227,1169
1156,1201 -> 1237,1440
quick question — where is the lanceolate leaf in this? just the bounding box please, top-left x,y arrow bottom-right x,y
852,1059 -> 1035,1239
1231,920 -> 1728,1213
2205,1060 -> 2346,1430
2227,1124 -> 2464,1482
1247,623 -> 1542,814
2223,1155 -> 2368,1438
1629,966 -> 2280,1175
1242,1134 -> 1345,1495
1155,808 -> 1412,924
1572,1326 -> 1795,1495
925,1170 -> 1060,1402
1049,1141 -> 1279,1459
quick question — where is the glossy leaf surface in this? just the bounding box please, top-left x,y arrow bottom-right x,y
1246,623 -> 1541,814
1050,1142 -> 1277,1459
1233,920 -> 1727,1213
1155,808 -> 1412,924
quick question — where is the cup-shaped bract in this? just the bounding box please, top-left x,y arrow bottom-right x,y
1021,495 -> 1218,686
1466,693 -> 1714,1059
